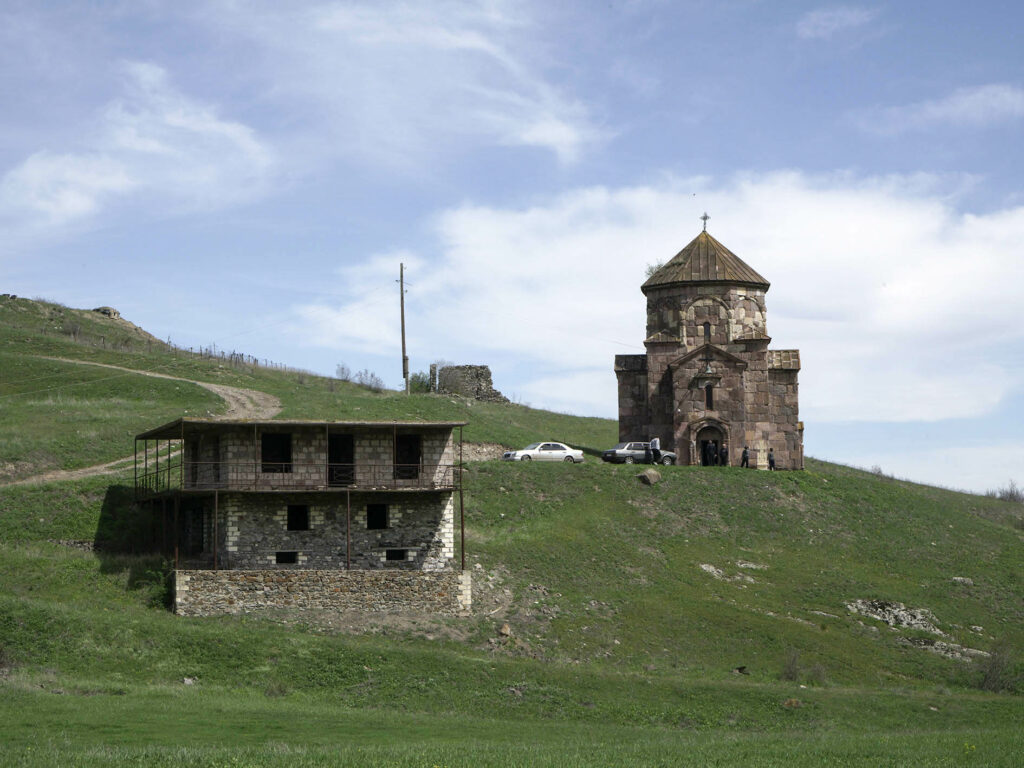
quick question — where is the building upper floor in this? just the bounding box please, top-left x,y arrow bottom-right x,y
135,418 -> 466,497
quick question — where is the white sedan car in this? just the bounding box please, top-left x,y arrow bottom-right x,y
502,441 -> 585,463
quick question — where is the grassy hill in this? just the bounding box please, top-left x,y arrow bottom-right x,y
1,297 -> 1021,767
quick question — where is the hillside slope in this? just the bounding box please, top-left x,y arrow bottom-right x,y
0,297 -> 1021,766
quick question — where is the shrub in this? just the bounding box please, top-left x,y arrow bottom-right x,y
781,648 -> 800,681
977,640 -> 1019,693
335,363 -> 352,382
999,480 -> 1023,504
409,371 -> 431,393
354,369 -> 386,392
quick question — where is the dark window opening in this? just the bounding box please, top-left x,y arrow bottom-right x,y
187,439 -> 199,486
275,551 -> 298,564
703,322 -> 711,344
210,435 -> 221,483
705,384 -> 714,409
366,503 -> 388,530
181,507 -> 205,555
394,434 -> 421,480
287,505 -> 310,531
385,549 -> 407,561
261,433 -> 292,473
328,433 -> 355,486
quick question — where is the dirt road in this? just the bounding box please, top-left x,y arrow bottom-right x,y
2,357 -> 282,487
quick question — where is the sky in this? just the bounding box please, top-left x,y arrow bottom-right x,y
2,1 -> 1023,493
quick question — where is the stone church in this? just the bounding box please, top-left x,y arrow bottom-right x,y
615,225 -> 803,469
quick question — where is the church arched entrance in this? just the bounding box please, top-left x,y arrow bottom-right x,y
696,425 -> 724,466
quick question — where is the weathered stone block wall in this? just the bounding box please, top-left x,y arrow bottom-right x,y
644,286 -> 767,348
767,368 -> 802,469
220,492 -> 454,570
175,569 -> 472,616
218,427 -> 253,486
182,426 -> 455,490
436,365 -> 509,403
614,355 -> 648,441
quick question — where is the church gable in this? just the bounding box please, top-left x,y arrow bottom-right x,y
667,343 -> 748,371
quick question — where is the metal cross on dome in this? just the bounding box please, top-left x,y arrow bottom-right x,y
700,212 -> 710,232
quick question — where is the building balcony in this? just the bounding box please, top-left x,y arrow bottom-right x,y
136,461 -> 461,497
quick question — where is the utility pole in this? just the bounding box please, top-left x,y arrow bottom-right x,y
399,263 -> 409,394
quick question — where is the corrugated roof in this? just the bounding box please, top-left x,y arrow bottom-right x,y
768,350 -> 801,370
642,231 -> 770,292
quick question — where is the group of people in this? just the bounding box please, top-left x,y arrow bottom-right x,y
648,436 -> 777,469
701,440 -> 729,467
699,442 -> 776,470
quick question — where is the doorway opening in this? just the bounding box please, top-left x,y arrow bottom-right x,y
696,425 -> 724,466
328,433 -> 355,486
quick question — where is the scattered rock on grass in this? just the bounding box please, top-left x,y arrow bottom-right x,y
846,599 -> 945,636
636,468 -> 661,485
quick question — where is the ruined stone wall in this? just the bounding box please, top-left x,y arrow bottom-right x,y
175,569 -> 472,616
436,365 -> 509,403
220,491 -> 455,570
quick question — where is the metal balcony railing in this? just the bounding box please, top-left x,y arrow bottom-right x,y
135,461 -> 460,495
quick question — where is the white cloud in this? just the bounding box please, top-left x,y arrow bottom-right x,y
0,60 -> 275,234
206,0 -> 604,165
292,251 -> 423,354
0,152 -> 136,225
796,6 -> 878,40
858,84 -> 1024,135
295,172 -> 1024,427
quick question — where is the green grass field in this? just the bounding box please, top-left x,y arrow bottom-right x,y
0,297 -> 1021,766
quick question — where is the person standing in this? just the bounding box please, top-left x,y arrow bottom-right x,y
719,444 -> 728,467
650,435 -> 661,464
741,446 -> 749,468
768,448 -> 776,471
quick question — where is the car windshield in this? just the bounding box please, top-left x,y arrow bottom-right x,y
523,443 -> 542,450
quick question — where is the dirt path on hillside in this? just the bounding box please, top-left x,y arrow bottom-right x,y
1,357 -> 281,487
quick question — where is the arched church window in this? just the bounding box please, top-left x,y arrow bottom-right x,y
703,322 -> 711,344
705,384 -> 714,409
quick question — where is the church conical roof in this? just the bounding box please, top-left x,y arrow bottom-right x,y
642,231 -> 769,293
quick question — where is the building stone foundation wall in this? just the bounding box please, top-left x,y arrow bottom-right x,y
175,569 -> 472,616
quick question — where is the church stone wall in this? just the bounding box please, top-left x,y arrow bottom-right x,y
644,285 -> 767,347
615,355 -> 648,441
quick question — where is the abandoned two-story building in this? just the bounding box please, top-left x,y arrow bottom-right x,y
615,226 -> 803,470
134,419 -> 471,616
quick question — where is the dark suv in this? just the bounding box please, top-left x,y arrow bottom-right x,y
601,441 -> 676,465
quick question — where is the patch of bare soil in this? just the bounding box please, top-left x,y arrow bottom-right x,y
462,442 -> 506,461
0,460 -> 36,483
